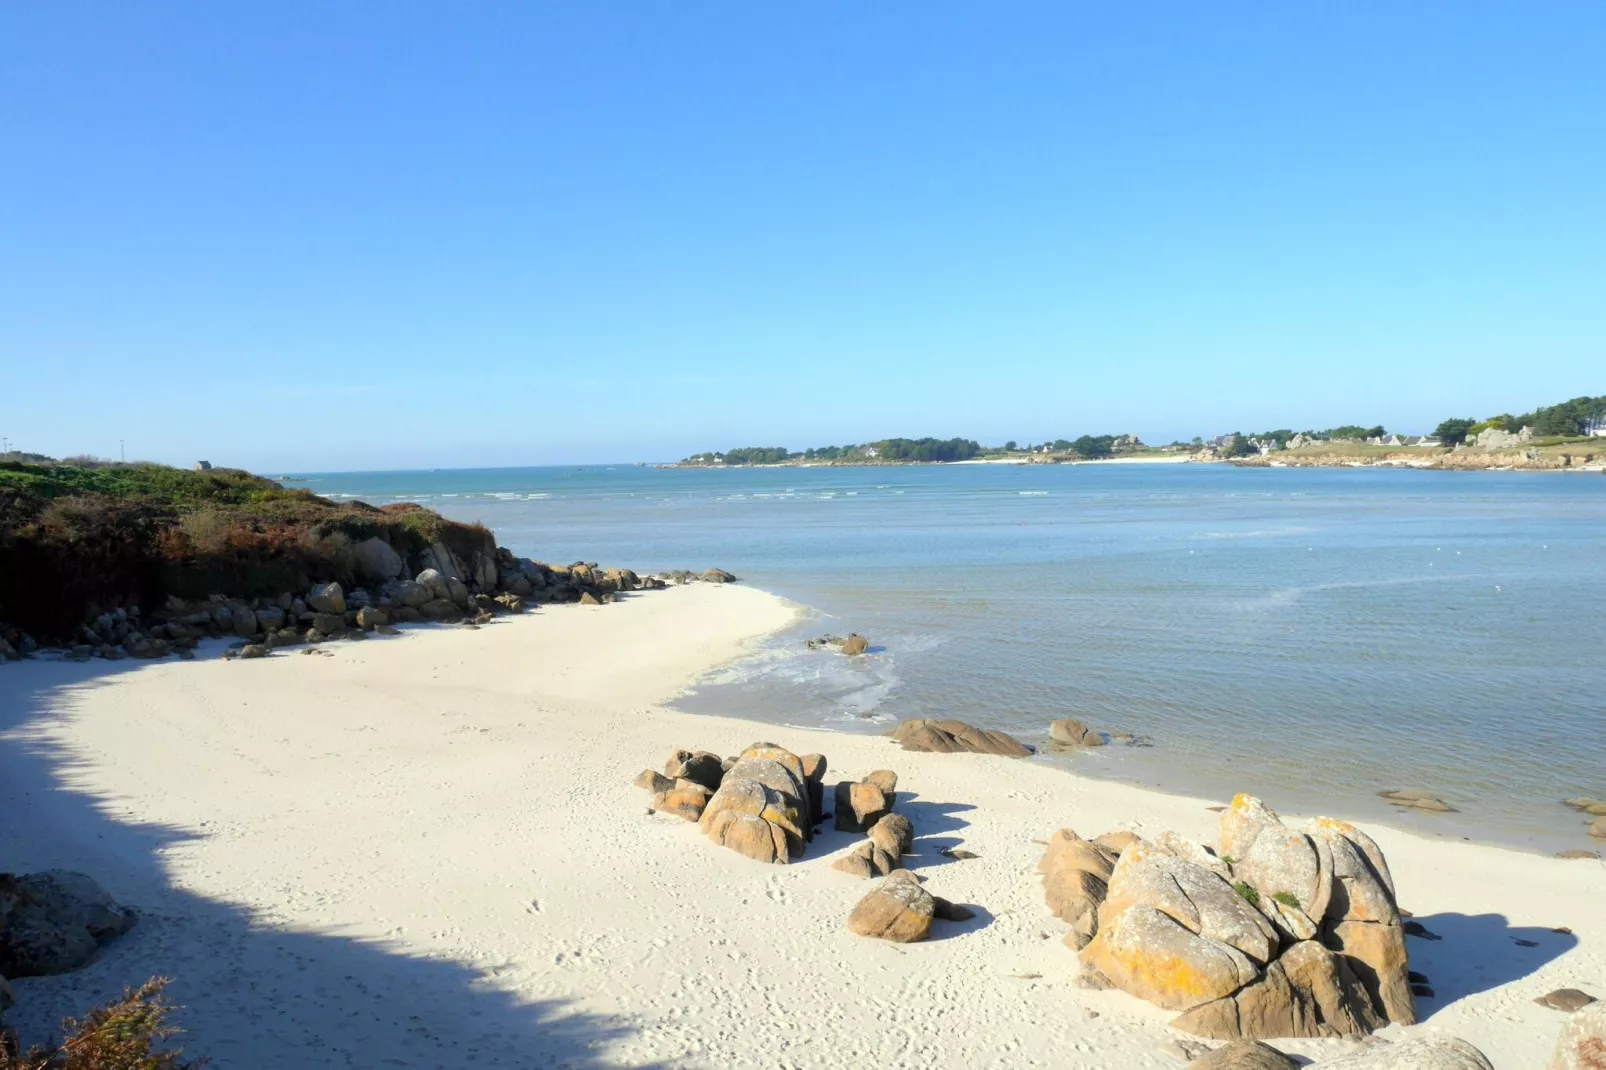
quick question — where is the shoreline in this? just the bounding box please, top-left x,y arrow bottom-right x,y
2,582 -> 1600,1067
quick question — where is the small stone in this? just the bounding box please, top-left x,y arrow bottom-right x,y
1536,988 -> 1597,1012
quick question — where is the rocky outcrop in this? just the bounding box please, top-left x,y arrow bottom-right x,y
1172,939 -> 1381,1040
0,871 -> 137,978
891,719 -> 1033,758
847,871 -> 933,942
1550,999 -> 1606,1070
839,634 -> 869,656
1067,796 -> 1413,1042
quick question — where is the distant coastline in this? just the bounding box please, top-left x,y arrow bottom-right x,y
664,393 -> 1606,473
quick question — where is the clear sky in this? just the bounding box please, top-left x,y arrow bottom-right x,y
3,3 -> 1602,469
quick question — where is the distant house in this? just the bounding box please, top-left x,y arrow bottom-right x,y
863,446 -> 879,458
1415,436 -> 1440,447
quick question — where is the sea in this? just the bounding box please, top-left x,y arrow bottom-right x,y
283,462 -> 1606,855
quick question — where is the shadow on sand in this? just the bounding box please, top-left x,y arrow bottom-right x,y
1404,911 -> 1577,1009
0,652 -> 662,1069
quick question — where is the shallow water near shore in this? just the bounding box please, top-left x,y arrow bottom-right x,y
286,462 -> 1606,854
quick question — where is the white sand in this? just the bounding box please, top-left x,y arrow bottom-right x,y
1,583 -> 1601,1068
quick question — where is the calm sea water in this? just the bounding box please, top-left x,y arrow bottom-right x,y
285,462 -> 1606,854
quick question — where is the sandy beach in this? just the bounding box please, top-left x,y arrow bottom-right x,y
1,582 -> 1600,1068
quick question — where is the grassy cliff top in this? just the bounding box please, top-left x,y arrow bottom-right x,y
0,460 -> 299,507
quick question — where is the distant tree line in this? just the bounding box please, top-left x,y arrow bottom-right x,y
1433,395 -> 1606,446
679,437 -> 982,465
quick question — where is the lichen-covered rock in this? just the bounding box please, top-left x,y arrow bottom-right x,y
1171,939 -> 1381,1040
1157,830 -> 1234,881
868,813 -> 914,857
1549,998 -> 1606,1070
835,780 -> 891,833
1220,793 -> 1284,864
696,744 -> 811,864
832,840 -> 901,879
1326,918 -> 1415,1027
650,779 -> 713,822
634,769 -> 673,793
665,749 -> 726,793
847,871 -> 934,943
1312,1036 -> 1494,1069
1100,841 -> 1279,966
1237,824 -> 1330,922
1306,817 -> 1394,899
1191,1041 -> 1299,1070
891,718 -> 1033,758
704,809 -> 787,864
1095,830 -> 1141,856
864,769 -> 897,803
1079,904 -> 1259,1011
0,871 -> 137,978
1039,829 -> 1119,948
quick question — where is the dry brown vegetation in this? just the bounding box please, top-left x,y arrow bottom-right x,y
0,978 -> 202,1070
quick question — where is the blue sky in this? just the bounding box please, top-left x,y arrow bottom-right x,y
3,3 -> 1602,469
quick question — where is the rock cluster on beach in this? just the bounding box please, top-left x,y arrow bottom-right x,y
0,540 -> 743,665
634,742 -> 828,865
1048,794 -> 1417,1042
632,745 -> 971,944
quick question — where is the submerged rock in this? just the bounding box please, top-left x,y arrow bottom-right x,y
1049,718 -> 1105,748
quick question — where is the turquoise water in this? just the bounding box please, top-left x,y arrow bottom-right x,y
286,463 -> 1606,853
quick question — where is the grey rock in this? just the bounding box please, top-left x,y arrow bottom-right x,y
307,582 -> 346,615
0,871 -> 137,977
1310,1036 -> 1493,1069
230,605 -> 258,638
1050,717 -> 1106,747
1191,1041 -> 1299,1070
1536,988 -> 1597,1012
353,537 -> 405,582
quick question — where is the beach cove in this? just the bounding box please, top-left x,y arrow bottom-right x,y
2,582 -> 1601,1067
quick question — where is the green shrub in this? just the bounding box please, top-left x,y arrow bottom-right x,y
1232,881 -> 1261,908
1270,890 -> 1301,909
